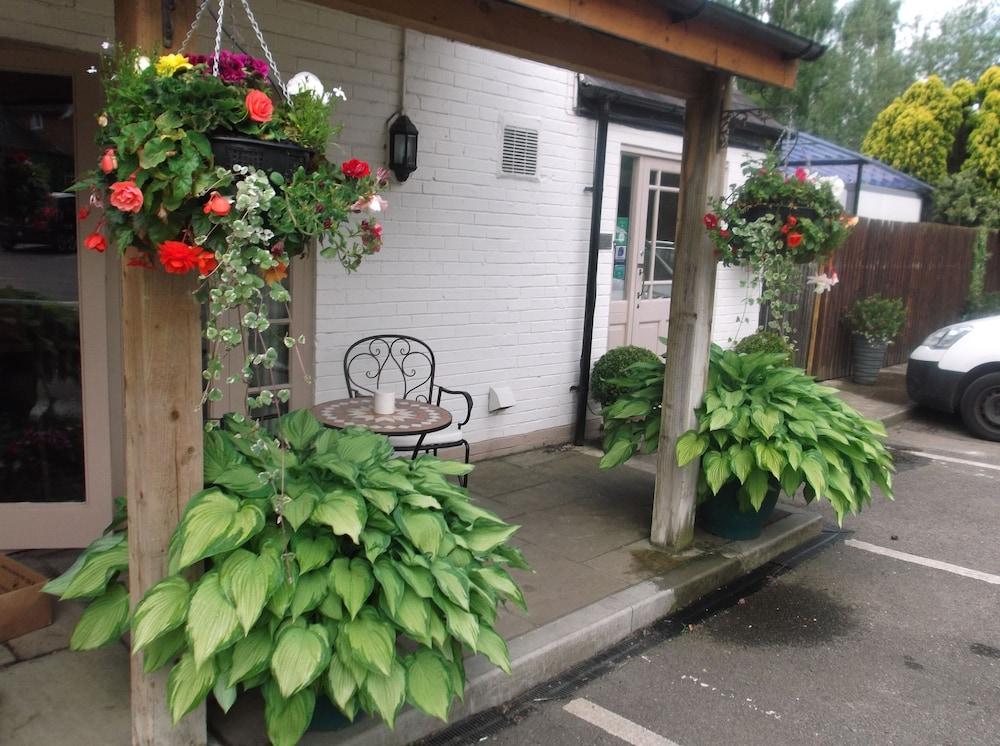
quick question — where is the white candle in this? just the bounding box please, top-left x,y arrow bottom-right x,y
373,389 -> 396,415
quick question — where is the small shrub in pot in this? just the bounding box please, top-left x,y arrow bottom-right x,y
844,294 -> 906,384
591,345 -> 662,407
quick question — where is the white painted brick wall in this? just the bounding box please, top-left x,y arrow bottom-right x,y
6,1 -> 763,447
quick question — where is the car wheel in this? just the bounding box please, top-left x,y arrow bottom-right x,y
959,372 -> 1000,442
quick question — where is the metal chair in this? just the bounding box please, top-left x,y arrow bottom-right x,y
343,334 -> 473,483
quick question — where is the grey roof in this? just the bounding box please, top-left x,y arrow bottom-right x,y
782,131 -> 933,194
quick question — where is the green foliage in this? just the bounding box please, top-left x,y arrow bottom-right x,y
591,346 -> 662,406
844,294 -> 907,344
932,170 -> 1000,228
45,410 -> 528,744
967,229 -> 1000,319
596,354 -> 667,468
733,331 -> 794,365
601,346 -> 894,522
907,2 -> 1000,84
965,67 -> 1000,195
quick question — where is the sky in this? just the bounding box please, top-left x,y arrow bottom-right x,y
897,0 -> 951,25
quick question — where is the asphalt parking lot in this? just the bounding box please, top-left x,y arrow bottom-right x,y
436,410 -> 1000,746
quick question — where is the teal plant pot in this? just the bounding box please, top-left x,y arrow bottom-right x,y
697,480 -> 779,540
309,697 -> 353,732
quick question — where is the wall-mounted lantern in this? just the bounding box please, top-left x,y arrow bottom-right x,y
388,113 -> 418,182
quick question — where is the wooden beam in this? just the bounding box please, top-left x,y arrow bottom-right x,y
114,3 -> 206,745
507,0 -> 799,89
308,0 -> 712,99
650,74 -> 732,550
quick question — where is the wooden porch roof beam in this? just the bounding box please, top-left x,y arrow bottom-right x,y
308,0 -> 713,99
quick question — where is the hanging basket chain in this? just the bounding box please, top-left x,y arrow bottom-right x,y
178,0 -> 211,54
237,0 -> 290,103
212,0 -> 226,77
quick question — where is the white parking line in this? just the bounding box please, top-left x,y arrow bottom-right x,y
563,698 -> 683,746
845,539 -> 1000,585
901,450 -> 1000,472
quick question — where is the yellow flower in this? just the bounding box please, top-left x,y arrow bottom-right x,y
155,54 -> 192,77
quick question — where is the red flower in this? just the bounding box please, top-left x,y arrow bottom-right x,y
719,229 -> 730,238
780,224 -> 790,235
787,232 -> 803,248
203,191 -> 231,216
703,213 -> 719,229
794,167 -> 808,182
787,215 -> 798,226
263,262 -> 288,285
109,181 -> 143,213
77,207 -> 90,221
196,249 -> 218,276
99,148 -> 117,175
84,231 -> 107,253
245,89 -> 273,123
342,158 -> 371,179
157,240 -> 200,274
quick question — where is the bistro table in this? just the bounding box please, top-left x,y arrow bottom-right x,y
311,397 -> 453,457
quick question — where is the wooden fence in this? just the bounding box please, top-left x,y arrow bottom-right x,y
802,220 -> 1000,381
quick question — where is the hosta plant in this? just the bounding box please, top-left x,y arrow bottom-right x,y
44,409 -> 528,746
601,346 -> 894,522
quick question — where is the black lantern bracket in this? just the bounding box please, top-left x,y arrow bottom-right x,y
388,111 -> 419,182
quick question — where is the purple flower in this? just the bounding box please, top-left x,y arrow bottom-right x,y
186,54 -> 207,65
250,58 -> 269,78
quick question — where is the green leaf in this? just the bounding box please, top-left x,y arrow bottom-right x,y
406,650 -> 452,721
214,674 -> 238,714
360,529 -> 391,563
211,465 -> 271,497
43,533 -> 123,597
318,591 -> 344,620
361,487 -> 398,513
291,570 -> 330,620
388,587 -> 432,645
599,437 -> 635,469
743,469 -> 771,511
363,659 -> 407,728
779,465 -> 802,497
675,430 -> 709,466
431,560 -> 470,611
219,549 -> 271,635
61,537 -> 129,599
139,136 -> 174,168
186,572 -> 241,666
703,451 -> 732,495
396,562 -> 436,599
416,458 -> 475,477
264,682 -> 315,746
395,508 -> 446,556
312,490 -> 367,544
282,490 -> 319,531
475,625 -> 511,674
132,576 -> 190,652
312,453 -> 359,486
167,652 -> 216,724
278,408 -> 323,451
228,627 -> 274,687
472,566 -> 526,610
604,398 -> 651,419
292,534 -> 336,573
788,420 -> 818,441
336,429 -> 392,464
754,441 -> 786,480
69,582 -> 130,650
342,609 -> 396,676
169,489 -> 265,572
143,626 -> 187,673
401,493 -> 443,510
458,523 -> 519,554
326,653 -> 359,712
329,557 -> 375,619
751,408 -> 782,438
728,446 -> 755,484
204,430 -> 242,483
365,468 -> 414,494
709,407 -> 735,431
186,129 -> 212,158
434,594 -> 479,649
801,451 -> 828,497
270,625 -> 330,697
373,559 -> 406,615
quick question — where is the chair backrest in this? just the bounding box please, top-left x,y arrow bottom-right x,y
343,334 -> 436,402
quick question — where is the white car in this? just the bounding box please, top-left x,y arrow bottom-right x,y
907,314 -> 1000,441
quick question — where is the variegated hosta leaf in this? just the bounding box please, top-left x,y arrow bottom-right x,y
132,575 -> 191,652
168,488 -> 265,573
186,572 -> 241,666
270,624 -> 331,698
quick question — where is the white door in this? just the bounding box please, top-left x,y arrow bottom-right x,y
608,156 -> 681,355
0,42 -> 117,549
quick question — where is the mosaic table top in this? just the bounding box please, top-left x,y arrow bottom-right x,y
311,397 -> 452,436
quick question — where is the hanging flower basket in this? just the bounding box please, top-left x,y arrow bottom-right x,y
208,133 -> 312,179
741,203 -> 819,226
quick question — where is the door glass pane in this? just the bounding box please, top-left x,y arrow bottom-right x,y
659,171 -> 680,187
0,71 -> 83,503
651,191 -> 679,298
641,189 -> 657,300
611,156 -> 634,301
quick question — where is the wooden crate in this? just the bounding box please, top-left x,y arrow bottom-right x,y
0,554 -> 53,642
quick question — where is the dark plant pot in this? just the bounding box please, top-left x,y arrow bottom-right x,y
696,480 -> 779,541
742,204 -> 819,224
309,697 -> 354,732
851,334 -> 888,385
209,134 -> 312,180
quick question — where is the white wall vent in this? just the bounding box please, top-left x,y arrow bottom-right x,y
501,125 -> 539,177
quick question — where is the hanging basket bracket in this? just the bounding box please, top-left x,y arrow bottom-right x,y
162,0 -> 178,47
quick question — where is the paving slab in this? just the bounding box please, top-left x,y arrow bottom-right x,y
6,598 -> 85,661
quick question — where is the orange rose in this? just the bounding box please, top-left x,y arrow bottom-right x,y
157,240 -> 200,274
99,148 -> 117,175
245,89 -> 273,123
203,191 -> 232,216
84,231 -> 107,253
109,180 -> 143,213
262,262 -> 288,285
196,249 -> 218,276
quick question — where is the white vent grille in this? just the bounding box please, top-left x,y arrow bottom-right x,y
501,125 -> 539,176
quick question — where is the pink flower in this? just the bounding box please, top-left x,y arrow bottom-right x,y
795,167 -> 809,182
109,180 -> 143,213
203,191 -> 231,216
703,213 -> 719,229
351,194 -> 388,213
99,148 -> 117,175
84,231 -> 107,253
375,166 -> 391,185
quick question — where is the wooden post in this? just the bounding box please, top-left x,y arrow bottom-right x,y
114,2 -> 206,745
650,74 -> 732,550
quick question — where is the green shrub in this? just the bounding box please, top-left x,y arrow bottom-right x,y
601,346 -> 894,522
591,345 -> 661,406
968,290 -> 1000,319
45,409 -> 528,746
844,294 -> 907,344
732,331 -> 794,365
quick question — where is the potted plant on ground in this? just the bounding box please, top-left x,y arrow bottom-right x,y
45,410 -> 529,746
591,345 -> 662,408
844,294 -> 907,385
703,156 -> 857,340
599,346 -> 894,539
